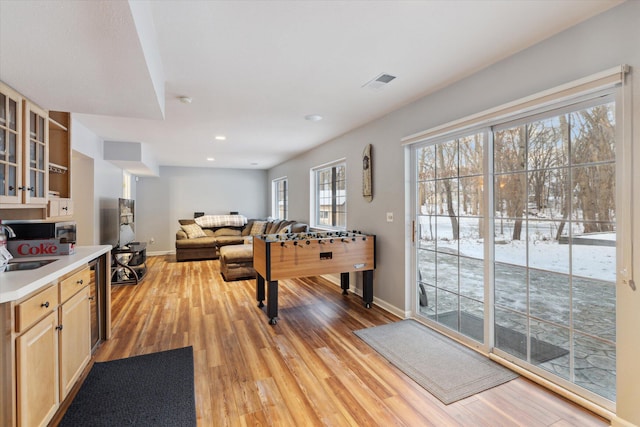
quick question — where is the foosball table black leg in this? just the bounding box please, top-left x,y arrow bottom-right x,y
340,272 -> 350,295
256,274 -> 265,308
363,270 -> 374,309
267,279 -> 279,325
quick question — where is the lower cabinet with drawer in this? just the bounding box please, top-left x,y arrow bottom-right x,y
14,265 -> 91,427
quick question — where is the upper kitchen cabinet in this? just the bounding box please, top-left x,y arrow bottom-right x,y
23,100 -> 49,206
0,82 -> 23,205
48,111 -> 73,218
0,82 -> 73,220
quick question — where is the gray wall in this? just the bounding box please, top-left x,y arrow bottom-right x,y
70,151 -> 94,246
268,3 -> 640,423
72,119 -> 124,245
135,166 -> 268,253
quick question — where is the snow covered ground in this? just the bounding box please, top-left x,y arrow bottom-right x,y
416,217 -> 616,401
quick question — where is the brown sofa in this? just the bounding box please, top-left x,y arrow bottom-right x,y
175,218 -> 308,262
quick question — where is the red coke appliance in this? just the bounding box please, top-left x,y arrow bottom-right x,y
4,221 -> 76,258
7,239 -> 75,257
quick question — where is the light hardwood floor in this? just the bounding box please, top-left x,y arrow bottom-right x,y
59,255 -> 609,426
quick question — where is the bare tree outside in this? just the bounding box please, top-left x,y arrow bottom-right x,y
416,99 -> 618,402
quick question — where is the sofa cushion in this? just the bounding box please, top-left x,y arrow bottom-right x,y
242,220 -> 254,236
290,222 -> 309,233
250,220 -> 267,235
216,236 -> 247,246
213,228 -> 242,237
265,220 -> 281,234
181,223 -> 207,238
175,236 -> 217,249
220,244 -> 254,264
276,224 -> 291,235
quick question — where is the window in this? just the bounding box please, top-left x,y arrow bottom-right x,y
312,161 -> 346,229
272,177 -> 288,219
123,171 -> 132,199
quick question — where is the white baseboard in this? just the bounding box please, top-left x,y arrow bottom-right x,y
320,274 -> 406,319
611,416 -> 636,427
148,250 -> 174,257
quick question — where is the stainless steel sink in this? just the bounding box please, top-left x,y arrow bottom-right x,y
3,259 -> 57,272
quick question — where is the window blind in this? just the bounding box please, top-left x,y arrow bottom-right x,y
401,65 -> 629,146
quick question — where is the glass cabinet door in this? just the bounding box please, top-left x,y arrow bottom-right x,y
23,101 -> 48,205
0,83 -> 23,204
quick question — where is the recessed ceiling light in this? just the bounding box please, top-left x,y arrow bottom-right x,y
214,135 -> 226,141
304,114 -> 323,122
206,157 -> 215,162
178,96 -> 192,104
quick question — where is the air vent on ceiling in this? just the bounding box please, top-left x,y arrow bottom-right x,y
362,73 -> 397,90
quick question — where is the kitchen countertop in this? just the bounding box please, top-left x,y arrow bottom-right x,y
0,245 -> 112,303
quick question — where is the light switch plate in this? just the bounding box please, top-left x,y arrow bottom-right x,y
386,212 -> 393,222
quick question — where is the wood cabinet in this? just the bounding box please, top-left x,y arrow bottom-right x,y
48,111 -> 72,219
15,311 -> 59,427
0,82 -> 72,218
59,286 -> 90,398
22,101 -> 48,206
0,250 -> 111,427
0,82 -> 23,205
48,197 -> 73,218
14,285 -> 58,334
13,265 -> 91,427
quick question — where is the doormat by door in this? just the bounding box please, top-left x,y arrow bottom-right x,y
354,320 -> 518,404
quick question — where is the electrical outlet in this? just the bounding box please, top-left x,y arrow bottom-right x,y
386,212 -> 393,222
149,237 -> 155,245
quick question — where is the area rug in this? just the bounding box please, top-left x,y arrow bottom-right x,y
354,320 -> 518,404
435,311 -> 569,364
59,347 -> 196,427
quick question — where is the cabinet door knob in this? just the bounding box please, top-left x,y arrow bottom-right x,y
56,325 -> 63,331
62,206 -> 68,211
41,301 -> 50,308
77,279 -> 83,285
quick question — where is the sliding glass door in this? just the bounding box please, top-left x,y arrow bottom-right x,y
416,131 -> 487,343
413,96 -> 617,405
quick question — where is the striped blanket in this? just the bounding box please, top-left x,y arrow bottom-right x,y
195,214 -> 248,228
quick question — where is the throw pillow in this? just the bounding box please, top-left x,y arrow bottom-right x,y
242,220 -> 255,236
276,224 -> 291,235
265,221 -> 281,234
181,223 -> 207,239
250,220 -> 267,235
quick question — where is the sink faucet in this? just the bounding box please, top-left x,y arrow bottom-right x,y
1,224 -> 16,239
0,225 -> 16,269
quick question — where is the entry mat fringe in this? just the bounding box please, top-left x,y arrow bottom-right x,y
60,346 -> 196,427
354,320 -> 518,404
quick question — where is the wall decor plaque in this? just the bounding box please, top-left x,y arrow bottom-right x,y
362,144 -> 373,202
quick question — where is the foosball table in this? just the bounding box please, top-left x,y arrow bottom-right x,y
253,230 -> 376,324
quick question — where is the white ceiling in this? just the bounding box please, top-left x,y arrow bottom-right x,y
0,0 -> 623,174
